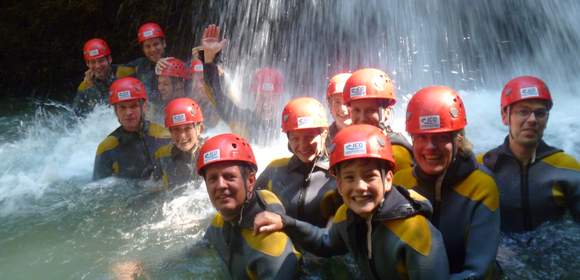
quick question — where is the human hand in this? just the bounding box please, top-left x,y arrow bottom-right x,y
253,211 -> 284,235
201,24 -> 227,63
155,57 -> 174,75
83,69 -> 94,87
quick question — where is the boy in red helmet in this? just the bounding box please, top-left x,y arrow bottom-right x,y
93,77 -> 170,180
254,124 -> 449,279
479,76 -> 580,233
74,38 -> 134,115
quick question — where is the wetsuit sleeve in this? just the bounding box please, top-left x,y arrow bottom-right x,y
404,224 -> 450,280
251,247 -> 299,280
450,184 -> 500,280
73,83 -> 96,116
203,62 -> 259,123
283,214 -> 348,257
564,166 -> 580,222
93,151 -> 113,180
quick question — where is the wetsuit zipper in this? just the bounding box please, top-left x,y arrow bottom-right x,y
521,165 -> 532,230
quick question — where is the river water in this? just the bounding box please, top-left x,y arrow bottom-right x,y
2,0 -> 580,279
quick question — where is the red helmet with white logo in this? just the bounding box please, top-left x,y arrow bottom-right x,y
164,98 -> 203,128
190,59 -> 204,74
83,38 -> 111,61
109,77 -> 148,105
501,75 -> 553,111
342,68 -> 396,106
406,86 -> 467,134
158,58 -> 189,79
250,68 -> 284,95
329,124 -> 395,172
137,22 -> 165,43
326,73 -> 352,99
196,133 -> 257,175
281,97 -> 328,133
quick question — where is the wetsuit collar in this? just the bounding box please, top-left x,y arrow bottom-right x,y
484,137 -> 561,170
414,152 -> 477,189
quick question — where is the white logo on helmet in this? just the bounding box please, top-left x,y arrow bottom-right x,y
344,141 -> 367,156
117,90 -> 132,100
520,87 -> 539,98
350,86 -> 367,97
88,49 -> 100,57
172,113 -> 186,124
143,30 -> 154,38
261,82 -> 274,92
419,115 -> 441,130
193,64 -> 204,72
203,149 -> 220,164
297,116 -> 314,128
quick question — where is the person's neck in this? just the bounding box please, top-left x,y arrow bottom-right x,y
508,139 -> 538,167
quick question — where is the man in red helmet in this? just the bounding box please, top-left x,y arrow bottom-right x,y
127,22 -> 168,97
74,38 -> 135,116
93,77 -> 170,180
479,76 -> 580,233
342,68 -> 414,172
199,24 -> 284,144
197,133 -> 300,279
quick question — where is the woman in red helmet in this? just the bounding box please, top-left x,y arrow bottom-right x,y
256,97 -> 341,228
394,86 -> 500,279
325,72 -> 352,141
74,38 -> 135,116
154,97 -> 205,188
254,124 -> 450,279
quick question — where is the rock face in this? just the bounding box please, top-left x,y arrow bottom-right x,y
0,0 -> 211,100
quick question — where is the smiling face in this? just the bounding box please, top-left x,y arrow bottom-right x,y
114,100 -> 145,132
328,94 -> 351,128
350,99 -> 391,127
412,132 -> 456,176
86,56 -> 112,80
204,163 -> 255,221
157,76 -> 184,103
287,128 -> 326,163
502,99 -> 549,148
142,38 -> 166,63
169,123 -> 201,152
336,158 -> 392,218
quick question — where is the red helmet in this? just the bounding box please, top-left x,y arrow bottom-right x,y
329,124 -> 395,172
137,22 -> 165,44
190,59 -> 204,74
406,86 -> 467,134
196,133 -> 257,175
326,73 -> 352,99
158,58 -> 189,79
164,98 -> 203,128
281,97 -> 328,133
83,38 -> 111,61
501,75 -> 553,111
109,77 -> 148,105
250,68 -> 284,95
343,68 -> 396,106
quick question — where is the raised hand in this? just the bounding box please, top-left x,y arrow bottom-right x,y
201,24 -> 227,63
155,57 -> 174,75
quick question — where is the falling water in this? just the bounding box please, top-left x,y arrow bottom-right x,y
0,1 -> 579,279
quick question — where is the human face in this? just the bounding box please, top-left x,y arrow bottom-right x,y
114,100 -> 144,132
142,38 -> 166,63
288,128 -> 325,163
502,100 -> 549,148
336,159 -> 392,218
350,99 -> 391,127
86,56 -> 112,80
158,76 -> 184,103
204,163 -> 255,221
169,124 -> 200,152
327,94 -> 351,128
412,132 -> 455,176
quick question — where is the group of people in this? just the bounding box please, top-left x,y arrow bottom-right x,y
77,22 -> 580,279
